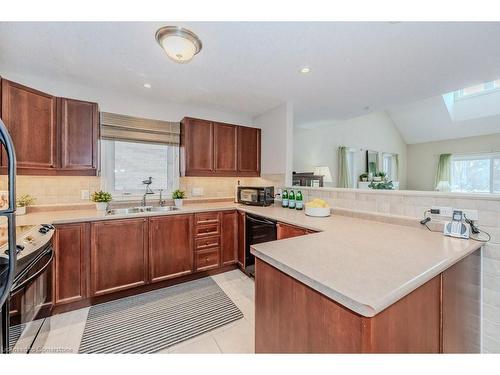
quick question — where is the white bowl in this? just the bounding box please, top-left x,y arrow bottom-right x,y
305,206 -> 331,217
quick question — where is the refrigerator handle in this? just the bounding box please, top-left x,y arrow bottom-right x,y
0,119 -> 17,308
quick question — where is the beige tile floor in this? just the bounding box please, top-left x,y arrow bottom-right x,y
30,269 -> 255,354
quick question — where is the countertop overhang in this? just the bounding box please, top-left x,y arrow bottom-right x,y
16,202 -> 483,317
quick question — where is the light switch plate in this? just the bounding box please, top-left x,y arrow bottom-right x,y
81,190 -> 90,200
431,206 -> 453,218
192,187 -> 203,197
460,209 -> 479,221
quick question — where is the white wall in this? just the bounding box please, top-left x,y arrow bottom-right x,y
253,102 -> 294,185
407,133 -> 500,191
294,111 -> 408,189
0,70 -> 253,125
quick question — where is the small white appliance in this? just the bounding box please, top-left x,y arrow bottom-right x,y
443,210 -> 470,239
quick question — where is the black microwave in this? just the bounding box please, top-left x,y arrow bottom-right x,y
237,186 -> 274,206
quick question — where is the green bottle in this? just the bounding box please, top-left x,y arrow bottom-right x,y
288,190 -> 296,209
295,191 -> 303,210
282,189 -> 289,208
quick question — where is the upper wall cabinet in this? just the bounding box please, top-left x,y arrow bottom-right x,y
181,117 -> 261,177
0,78 -> 99,176
1,79 -> 57,170
57,98 -> 98,173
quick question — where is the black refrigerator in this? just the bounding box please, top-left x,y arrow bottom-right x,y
0,118 -> 17,353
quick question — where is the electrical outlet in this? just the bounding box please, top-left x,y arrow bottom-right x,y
191,187 -> 203,197
81,190 -> 90,200
430,206 -> 453,217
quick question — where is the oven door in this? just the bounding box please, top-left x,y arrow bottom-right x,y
7,245 -> 53,353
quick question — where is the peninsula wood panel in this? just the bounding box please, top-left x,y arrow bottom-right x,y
58,97 -> 98,173
90,218 -> 148,297
255,258 -> 443,353
1,79 -> 57,170
53,223 -> 90,305
149,214 -> 194,282
441,249 -> 481,353
214,122 -> 238,174
221,210 -> 238,266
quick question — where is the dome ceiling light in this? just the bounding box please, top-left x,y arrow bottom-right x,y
155,26 -> 202,64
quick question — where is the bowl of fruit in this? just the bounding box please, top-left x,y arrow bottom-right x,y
305,198 -> 331,217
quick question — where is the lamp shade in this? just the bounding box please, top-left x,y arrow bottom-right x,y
314,166 -> 333,183
155,26 -> 202,64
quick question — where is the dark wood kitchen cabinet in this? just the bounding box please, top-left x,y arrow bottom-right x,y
214,122 -> 238,175
221,210 -> 238,266
276,222 -> 309,240
237,211 -> 246,269
0,78 -> 98,175
237,125 -> 261,176
181,117 -> 261,177
149,214 -> 194,283
1,79 -> 57,170
90,218 -> 149,297
57,97 -> 98,174
181,117 -> 214,175
53,222 -> 90,305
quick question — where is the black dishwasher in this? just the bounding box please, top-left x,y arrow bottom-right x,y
245,214 -> 277,277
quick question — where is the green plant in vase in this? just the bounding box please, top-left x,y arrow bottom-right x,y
172,189 -> 186,208
16,194 -> 36,215
91,191 -> 112,211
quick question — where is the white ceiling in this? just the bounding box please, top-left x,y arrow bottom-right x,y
2,22 -> 500,125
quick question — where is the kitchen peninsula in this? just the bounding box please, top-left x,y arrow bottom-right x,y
16,201 -> 483,353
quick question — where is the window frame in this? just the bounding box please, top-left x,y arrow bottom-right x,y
101,139 -> 180,200
450,152 -> 500,194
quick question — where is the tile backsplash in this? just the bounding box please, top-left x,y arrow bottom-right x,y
0,173 -> 286,206
289,186 -> 500,353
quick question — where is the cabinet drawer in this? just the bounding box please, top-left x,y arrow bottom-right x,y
195,248 -> 220,271
195,212 -> 220,225
195,236 -> 220,250
195,223 -> 220,238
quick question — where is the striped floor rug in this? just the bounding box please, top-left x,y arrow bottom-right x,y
79,277 -> 243,353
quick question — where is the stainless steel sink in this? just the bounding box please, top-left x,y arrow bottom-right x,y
106,206 -> 178,216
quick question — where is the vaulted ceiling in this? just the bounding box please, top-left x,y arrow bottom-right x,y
1,22 -> 500,126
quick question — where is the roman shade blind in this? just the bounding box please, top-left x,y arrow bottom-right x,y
100,112 -> 180,145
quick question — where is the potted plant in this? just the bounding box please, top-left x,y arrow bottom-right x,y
378,171 -> 387,181
359,173 -> 368,182
91,191 -> 112,211
172,189 -> 186,208
16,194 -> 36,215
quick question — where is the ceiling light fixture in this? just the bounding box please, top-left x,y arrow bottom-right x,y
155,26 -> 202,64
143,83 -> 152,89
300,67 -> 311,74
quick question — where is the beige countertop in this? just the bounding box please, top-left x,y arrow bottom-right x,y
16,202 -> 483,317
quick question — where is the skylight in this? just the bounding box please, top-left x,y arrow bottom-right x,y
454,79 -> 500,100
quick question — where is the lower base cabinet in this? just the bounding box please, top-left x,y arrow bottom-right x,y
51,210 -> 240,314
149,214 -> 194,282
53,222 -> 90,305
90,218 -> 149,297
277,222 -> 309,240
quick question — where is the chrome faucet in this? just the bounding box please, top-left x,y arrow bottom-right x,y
141,177 -> 155,207
158,189 -> 166,207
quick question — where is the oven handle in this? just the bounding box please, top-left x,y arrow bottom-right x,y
246,215 -> 276,226
10,249 -> 54,294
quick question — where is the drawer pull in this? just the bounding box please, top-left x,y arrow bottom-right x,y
205,257 -> 209,262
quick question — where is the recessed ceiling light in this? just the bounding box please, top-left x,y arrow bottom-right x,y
300,67 -> 311,74
155,26 -> 202,64
143,83 -> 152,89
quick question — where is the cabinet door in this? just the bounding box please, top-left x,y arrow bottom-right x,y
214,122 -> 238,175
237,126 -> 261,176
277,222 -> 308,240
149,214 -> 194,283
58,98 -> 98,173
90,218 -> 148,297
237,211 -> 246,268
53,223 -> 90,305
221,210 -> 238,266
182,118 -> 214,175
1,79 -> 57,170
